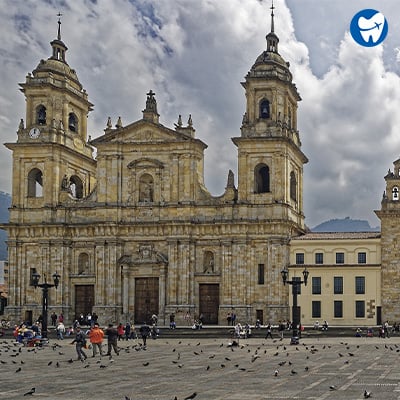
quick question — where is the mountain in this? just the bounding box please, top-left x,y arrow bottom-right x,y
0,192 -> 11,260
311,217 -> 380,232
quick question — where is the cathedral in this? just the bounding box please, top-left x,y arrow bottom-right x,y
1,8 -> 309,327
3,8 -> 400,328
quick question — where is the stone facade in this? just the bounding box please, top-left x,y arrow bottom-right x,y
1,14 -> 309,326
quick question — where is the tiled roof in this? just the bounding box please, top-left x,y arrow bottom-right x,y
292,232 -> 381,240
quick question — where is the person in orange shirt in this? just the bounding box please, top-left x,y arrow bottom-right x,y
88,322 -> 105,357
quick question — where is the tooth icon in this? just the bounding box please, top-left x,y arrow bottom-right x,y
358,12 -> 385,44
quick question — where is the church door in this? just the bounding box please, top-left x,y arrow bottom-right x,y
75,285 -> 94,320
199,284 -> 219,324
135,278 -> 159,324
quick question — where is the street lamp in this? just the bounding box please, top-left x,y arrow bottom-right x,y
281,267 -> 309,345
31,272 -> 60,339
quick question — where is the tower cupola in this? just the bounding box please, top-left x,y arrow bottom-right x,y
266,0 -> 279,53
50,13 -> 68,63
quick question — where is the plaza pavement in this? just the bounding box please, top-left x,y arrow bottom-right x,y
1,334 -> 400,400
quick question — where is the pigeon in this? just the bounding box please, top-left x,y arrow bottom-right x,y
23,387 -> 35,396
274,369 -> 279,376
291,369 -> 297,375
142,362 -> 149,366
251,354 -> 260,362
364,390 -> 372,398
329,385 -> 337,391
48,361 -> 52,366
15,367 -> 22,373
184,393 -> 197,400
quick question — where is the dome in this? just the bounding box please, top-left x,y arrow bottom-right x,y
33,57 -> 81,87
253,50 -> 288,69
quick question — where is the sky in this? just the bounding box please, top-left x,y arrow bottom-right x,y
1,0 -> 400,229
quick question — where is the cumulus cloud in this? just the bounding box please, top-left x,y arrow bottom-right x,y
0,0 -> 398,229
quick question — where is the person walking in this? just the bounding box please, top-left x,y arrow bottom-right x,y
56,321 -> 65,340
278,320 -> 285,339
124,322 -> 131,340
265,323 -> 273,339
139,322 -> 151,346
105,323 -> 119,356
117,323 -> 125,341
71,327 -> 87,362
89,323 -> 105,357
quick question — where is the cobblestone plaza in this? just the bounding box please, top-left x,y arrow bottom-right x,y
1,335 -> 400,399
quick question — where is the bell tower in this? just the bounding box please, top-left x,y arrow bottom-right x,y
376,159 -> 400,322
232,2 -> 308,232
5,15 -> 96,211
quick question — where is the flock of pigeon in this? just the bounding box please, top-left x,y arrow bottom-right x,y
1,337 -> 398,398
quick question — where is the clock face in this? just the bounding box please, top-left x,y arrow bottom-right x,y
29,128 -> 41,139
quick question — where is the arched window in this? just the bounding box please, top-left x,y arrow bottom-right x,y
27,168 -> 43,197
392,186 -> 399,201
68,113 -> 78,132
290,171 -> 297,201
254,164 -> 270,193
78,253 -> 89,275
69,175 -> 83,199
36,105 -> 46,125
139,173 -> 154,202
259,99 -> 270,119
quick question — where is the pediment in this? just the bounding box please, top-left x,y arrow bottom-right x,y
91,120 -> 192,145
127,158 -> 164,169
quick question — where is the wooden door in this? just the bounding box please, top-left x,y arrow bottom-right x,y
135,278 -> 159,324
256,309 -> 264,325
75,285 -> 94,320
199,284 -> 219,325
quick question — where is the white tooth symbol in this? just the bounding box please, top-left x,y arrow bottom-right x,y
358,12 -> 385,43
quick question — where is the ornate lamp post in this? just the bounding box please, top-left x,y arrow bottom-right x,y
281,267 -> 309,345
31,272 -> 60,339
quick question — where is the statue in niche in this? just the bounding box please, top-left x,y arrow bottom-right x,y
140,183 -> 153,202
139,175 -> 154,202
203,251 -> 214,273
61,174 -> 70,191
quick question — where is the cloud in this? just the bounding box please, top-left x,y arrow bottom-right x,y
296,33 -> 400,227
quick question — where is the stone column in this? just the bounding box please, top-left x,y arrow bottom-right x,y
122,265 -> 129,315
159,263 -> 167,323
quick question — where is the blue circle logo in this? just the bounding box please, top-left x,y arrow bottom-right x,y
350,9 -> 388,47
